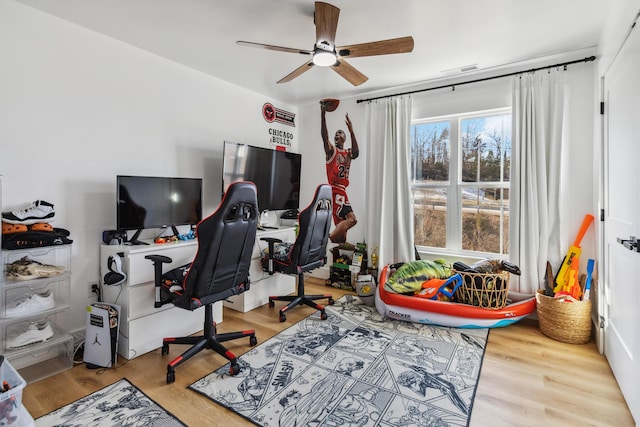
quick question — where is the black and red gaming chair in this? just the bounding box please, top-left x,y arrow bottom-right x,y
146,181 -> 259,384
261,184 -> 334,322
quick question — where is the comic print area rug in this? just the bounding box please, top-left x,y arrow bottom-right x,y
190,295 -> 489,427
35,378 -> 185,426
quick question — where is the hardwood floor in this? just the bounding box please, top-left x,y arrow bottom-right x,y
22,279 -> 634,426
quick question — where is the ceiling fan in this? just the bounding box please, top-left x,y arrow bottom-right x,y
236,1 -> 414,86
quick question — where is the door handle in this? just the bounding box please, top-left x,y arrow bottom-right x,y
616,236 -> 640,252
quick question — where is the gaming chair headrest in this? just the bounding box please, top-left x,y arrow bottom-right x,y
103,254 -> 126,286
300,184 -> 332,223
314,184 -> 332,207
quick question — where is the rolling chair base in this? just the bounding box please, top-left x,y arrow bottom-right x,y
268,294 -> 334,322
161,304 -> 257,383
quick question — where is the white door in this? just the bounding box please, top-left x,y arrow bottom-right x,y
603,19 -> 640,424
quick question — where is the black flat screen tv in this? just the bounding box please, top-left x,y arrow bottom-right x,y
117,175 -> 203,239
222,141 -> 301,212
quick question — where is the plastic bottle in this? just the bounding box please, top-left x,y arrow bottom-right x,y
371,245 -> 378,270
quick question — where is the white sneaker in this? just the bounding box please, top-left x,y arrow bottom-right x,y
2,200 -> 55,224
5,291 -> 56,317
7,321 -> 54,348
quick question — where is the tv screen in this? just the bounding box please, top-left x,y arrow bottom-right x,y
117,176 -> 203,231
222,141 -> 301,212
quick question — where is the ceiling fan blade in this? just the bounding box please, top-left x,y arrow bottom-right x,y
277,60 -> 315,83
236,40 -> 312,56
337,36 -> 415,58
315,2 -> 340,45
331,58 -> 368,86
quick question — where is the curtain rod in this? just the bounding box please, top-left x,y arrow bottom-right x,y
356,55 -> 596,104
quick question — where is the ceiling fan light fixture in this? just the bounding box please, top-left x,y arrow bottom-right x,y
312,50 -> 337,67
238,2 -> 413,85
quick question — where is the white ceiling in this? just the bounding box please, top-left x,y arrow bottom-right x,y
16,0 -> 610,106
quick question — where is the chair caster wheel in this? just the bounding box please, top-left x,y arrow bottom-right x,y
320,311 -> 328,320
167,368 -> 175,384
250,336 -> 258,346
162,344 -> 169,356
268,300 -> 275,308
328,298 -> 335,305
279,313 -> 286,322
229,362 -> 241,376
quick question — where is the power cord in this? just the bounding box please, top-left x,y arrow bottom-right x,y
73,339 -> 85,365
91,284 -> 102,301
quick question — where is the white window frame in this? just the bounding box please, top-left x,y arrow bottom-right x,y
411,107 -> 512,259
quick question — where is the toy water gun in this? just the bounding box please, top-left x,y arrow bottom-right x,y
582,259 -> 595,301
554,214 -> 594,293
555,256 -> 582,300
567,256 -> 582,299
415,273 -> 463,301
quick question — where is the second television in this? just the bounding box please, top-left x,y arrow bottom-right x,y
222,141 -> 301,212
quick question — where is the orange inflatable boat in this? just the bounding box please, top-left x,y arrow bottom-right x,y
375,264 -> 536,328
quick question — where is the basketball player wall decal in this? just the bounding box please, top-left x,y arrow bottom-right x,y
320,98 -> 359,243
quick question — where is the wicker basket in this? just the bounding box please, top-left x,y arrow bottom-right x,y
535,290 -> 592,344
455,270 -> 510,309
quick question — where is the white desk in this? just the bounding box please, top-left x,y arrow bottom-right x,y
99,227 -> 296,359
101,240 -> 209,360
224,227 -> 296,312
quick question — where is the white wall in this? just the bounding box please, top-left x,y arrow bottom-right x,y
0,1 -> 298,331
597,0 -> 640,73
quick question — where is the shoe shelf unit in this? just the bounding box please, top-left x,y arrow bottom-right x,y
1,245 -> 74,383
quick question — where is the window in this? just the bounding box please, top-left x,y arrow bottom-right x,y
411,108 -> 511,255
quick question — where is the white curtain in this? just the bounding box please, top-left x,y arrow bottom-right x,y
364,97 -> 414,273
510,70 -> 568,294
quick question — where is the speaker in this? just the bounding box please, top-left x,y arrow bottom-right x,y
103,254 -> 126,286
